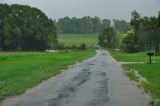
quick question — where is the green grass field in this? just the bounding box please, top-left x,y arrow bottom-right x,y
124,63 -> 160,98
0,49 -> 95,101
58,33 -> 98,47
109,50 -> 160,105
110,50 -> 160,62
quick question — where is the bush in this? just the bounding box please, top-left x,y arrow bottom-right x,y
78,43 -> 86,50
57,43 -> 65,50
70,45 -> 77,50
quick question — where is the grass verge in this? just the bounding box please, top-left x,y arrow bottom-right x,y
109,50 -> 160,106
109,50 -> 160,62
0,49 -> 96,102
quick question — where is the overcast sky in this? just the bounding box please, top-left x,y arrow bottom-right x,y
0,0 -> 160,21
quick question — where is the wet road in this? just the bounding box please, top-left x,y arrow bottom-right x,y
0,50 -> 150,106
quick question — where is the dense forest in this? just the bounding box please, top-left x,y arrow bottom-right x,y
56,16 -> 130,34
0,4 -> 57,51
99,10 -> 160,55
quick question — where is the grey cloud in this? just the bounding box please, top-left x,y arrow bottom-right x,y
0,0 -> 159,21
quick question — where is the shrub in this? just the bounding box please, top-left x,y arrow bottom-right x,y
57,43 -> 65,50
78,43 -> 86,50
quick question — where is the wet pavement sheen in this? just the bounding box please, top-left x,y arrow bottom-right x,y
0,50 -> 150,106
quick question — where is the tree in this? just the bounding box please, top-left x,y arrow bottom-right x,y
113,19 -> 130,33
92,16 -> 102,33
0,4 -> 57,51
140,13 -> 160,55
56,16 -> 111,34
98,27 -> 117,49
130,10 -> 141,42
121,29 -> 140,53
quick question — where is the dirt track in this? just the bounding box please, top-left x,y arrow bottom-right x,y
0,50 -> 150,106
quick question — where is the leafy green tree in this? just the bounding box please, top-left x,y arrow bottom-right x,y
0,4 -> 57,51
102,19 -> 111,29
98,27 -> 117,49
92,16 -> 102,33
140,13 -> 160,54
121,29 -> 140,53
130,10 -> 141,42
113,19 -> 130,33
128,10 -> 142,52
131,10 -> 141,32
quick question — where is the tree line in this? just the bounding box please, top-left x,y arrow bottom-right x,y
99,10 -> 160,55
122,10 -> 160,54
56,16 -> 130,34
0,4 -> 57,51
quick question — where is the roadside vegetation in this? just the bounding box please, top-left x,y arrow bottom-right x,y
124,63 -> 160,98
0,49 -> 95,102
110,50 -> 160,62
109,50 -> 160,106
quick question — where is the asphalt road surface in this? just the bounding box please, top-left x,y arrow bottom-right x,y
0,50 -> 150,106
